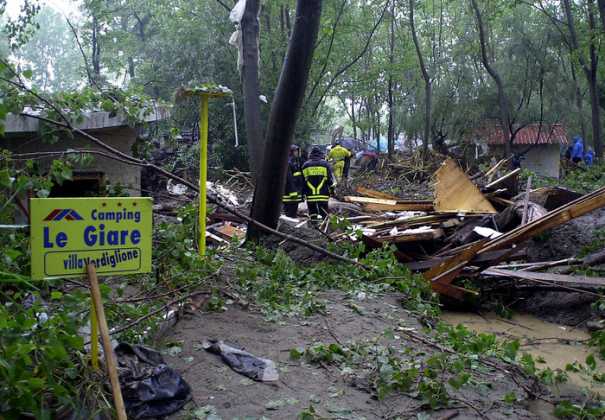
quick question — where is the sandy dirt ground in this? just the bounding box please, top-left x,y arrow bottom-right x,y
163,291 -> 551,419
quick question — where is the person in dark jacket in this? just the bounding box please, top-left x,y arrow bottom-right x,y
282,144 -> 304,218
302,146 -> 336,220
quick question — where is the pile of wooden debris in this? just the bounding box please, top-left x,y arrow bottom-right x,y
344,158 -> 605,301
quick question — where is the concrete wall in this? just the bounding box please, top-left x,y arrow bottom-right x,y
517,144 -> 561,178
489,144 -> 561,178
2,127 -> 142,195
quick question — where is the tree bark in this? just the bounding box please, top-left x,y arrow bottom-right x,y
563,0 -> 602,158
598,0 -> 605,33
247,0 -> 323,239
241,0 -> 264,175
351,95 -> 357,139
470,0 -> 513,157
91,16 -> 101,80
410,0 -> 432,157
387,0 -> 396,158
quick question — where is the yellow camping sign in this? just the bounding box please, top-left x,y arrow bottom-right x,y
30,198 -> 152,280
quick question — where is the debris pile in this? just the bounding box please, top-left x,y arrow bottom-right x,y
342,158 -> 605,301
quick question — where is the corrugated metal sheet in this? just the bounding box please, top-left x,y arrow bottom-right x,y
486,124 -> 568,145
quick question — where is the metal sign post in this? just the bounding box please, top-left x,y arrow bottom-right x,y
180,86 -> 231,256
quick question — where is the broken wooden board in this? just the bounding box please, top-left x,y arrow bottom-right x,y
363,202 -> 434,212
433,159 -> 497,214
345,196 -> 398,206
483,268 -> 605,289
355,186 -> 400,200
423,240 -> 487,300
404,248 -> 525,271
214,222 -> 246,241
529,187 -> 583,211
479,185 -> 605,255
374,228 -> 444,243
484,168 -> 521,191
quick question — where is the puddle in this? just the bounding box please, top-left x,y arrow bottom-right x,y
441,311 -> 604,392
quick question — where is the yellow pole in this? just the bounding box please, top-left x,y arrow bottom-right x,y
90,300 -> 99,370
199,94 -> 210,256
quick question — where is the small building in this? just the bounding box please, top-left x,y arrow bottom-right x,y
2,109 -> 167,197
484,124 -> 568,178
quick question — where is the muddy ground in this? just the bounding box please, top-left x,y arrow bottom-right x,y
163,291 -> 553,419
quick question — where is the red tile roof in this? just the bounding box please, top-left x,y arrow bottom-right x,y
485,124 -> 568,145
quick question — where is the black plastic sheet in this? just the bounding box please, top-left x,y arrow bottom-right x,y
115,343 -> 191,419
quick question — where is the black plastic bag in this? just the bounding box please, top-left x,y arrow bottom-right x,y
115,343 -> 191,419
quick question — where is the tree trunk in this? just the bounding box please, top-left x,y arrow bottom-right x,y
569,50 -> 587,140
563,0 -> 602,158
92,16 -> 101,80
241,0 -> 264,175
247,0 -> 323,239
598,0 -> 605,33
387,0 -> 396,158
351,95 -> 357,139
469,0 -> 513,157
409,0 -> 432,157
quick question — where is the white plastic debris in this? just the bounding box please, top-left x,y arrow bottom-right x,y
166,179 -> 189,196
207,182 -> 239,207
473,226 -> 502,239
229,0 -> 246,23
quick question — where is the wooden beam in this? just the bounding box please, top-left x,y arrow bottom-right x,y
483,268 -> 605,289
345,196 -> 398,206
356,186 -> 400,200
364,202 -> 434,212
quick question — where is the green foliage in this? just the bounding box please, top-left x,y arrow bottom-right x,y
236,244 -> 437,318
562,164 -> 605,194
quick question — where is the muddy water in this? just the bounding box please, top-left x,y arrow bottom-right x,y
442,311 -> 604,392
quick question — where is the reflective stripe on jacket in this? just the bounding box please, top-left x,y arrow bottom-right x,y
302,159 -> 335,202
283,158 -> 303,202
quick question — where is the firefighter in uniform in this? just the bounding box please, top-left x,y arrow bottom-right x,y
282,144 -> 304,218
327,141 -> 352,181
302,146 -> 336,220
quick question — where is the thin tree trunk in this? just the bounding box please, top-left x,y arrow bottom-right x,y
409,0 -> 432,157
92,16 -> 101,80
241,0 -> 264,175
470,0 -> 513,156
569,49 -> 587,140
387,0 -> 395,158
248,0 -> 323,238
351,95 -> 357,139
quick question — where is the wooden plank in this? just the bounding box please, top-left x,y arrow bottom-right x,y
375,228 -> 444,243
404,248 -> 525,271
364,202 -> 435,212
484,168 -> 521,190
479,186 -> 605,254
433,159 -> 497,214
423,241 -> 487,300
345,196 -> 398,206
356,186 -> 400,200
483,268 -> 605,288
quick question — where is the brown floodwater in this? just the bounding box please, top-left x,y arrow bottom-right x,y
441,311 -> 605,393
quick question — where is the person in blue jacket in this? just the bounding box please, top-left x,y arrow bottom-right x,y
571,135 -> 584,164
584,147 -> 594,166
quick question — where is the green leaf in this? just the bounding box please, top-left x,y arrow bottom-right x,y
586,354 -> 596,371
503,392 -> 517,404
22,69 -> 33,79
